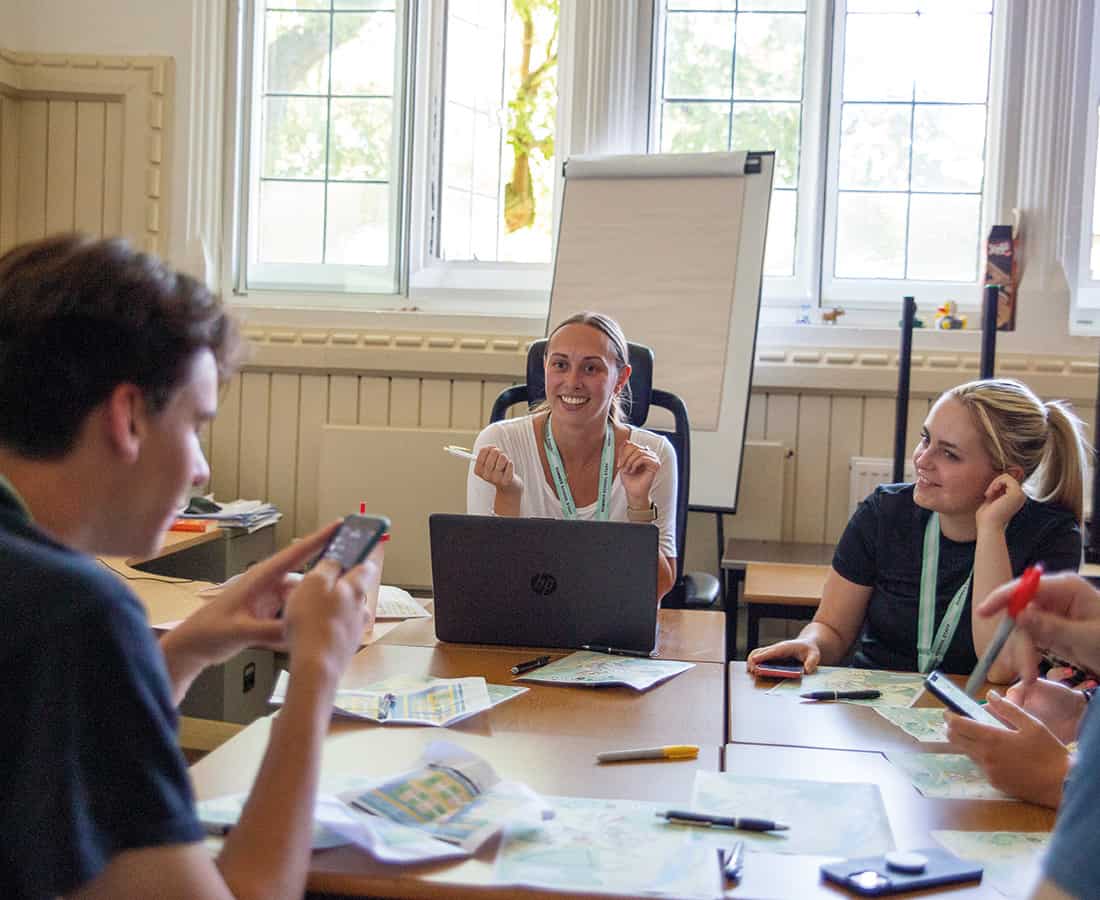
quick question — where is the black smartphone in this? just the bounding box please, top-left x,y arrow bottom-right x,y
924,670 -> 1005,728
312,514 -> 389,573
821,848 -> 982,896
754,656 -> 805,679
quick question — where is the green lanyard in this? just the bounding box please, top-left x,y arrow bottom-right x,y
916,512 -> 973,674
543,415 -> 615,520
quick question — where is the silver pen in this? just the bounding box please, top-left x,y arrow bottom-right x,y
721,841 -> 745,882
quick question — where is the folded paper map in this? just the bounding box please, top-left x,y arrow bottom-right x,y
769,666 -> 925,708
516,651 -> 693,691
887,752 -> 1011,800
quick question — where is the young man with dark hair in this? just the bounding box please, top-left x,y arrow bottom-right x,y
0,234 -> 377,899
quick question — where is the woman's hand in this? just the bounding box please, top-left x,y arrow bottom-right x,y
475,445 -> 524,496
945,690 -> 1070,808
975,473 -> 1026,534
618,441 -> 660,509
747,638 -> 821,675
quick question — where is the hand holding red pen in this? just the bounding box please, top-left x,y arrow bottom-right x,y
977,571 -> 1100,682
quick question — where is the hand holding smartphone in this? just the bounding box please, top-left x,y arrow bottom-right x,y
753,656 -> 805,679
924,670 -> 1006,729
313,514 -> 390,573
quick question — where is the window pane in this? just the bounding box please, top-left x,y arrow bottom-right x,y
262,97 -> 328,178
1092,114 -> 1100,280
838,104 -> 910,191
331,13 -> 394,95
439,0 -> 556,263
835,192 -> 907,278
251,1 -> 406,290
732,101 -> 801,188
733,13 -> 805,101
329,98 -> 391,179
911,105 -> 986,193
660,102 -> 730,153
657,1 -> 807,283
269,0 -> 328,9
259,181 -> 324,262
325,182 -> 389,265
665,13 -> 735,100
907,193 -> 980,281
764,188 -> 797,277
842,14 -> 914,102
265,11 -> 330,94
914,14 -> 991,103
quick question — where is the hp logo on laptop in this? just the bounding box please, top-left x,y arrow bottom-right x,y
530,573 -> 557,596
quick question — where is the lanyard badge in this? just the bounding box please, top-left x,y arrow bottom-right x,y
543,415 -> 615,521
917,512 -> 973,674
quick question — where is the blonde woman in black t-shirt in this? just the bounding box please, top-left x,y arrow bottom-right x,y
747,378 -> 1088,684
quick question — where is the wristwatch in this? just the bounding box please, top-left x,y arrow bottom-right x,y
627,503 -> 658,523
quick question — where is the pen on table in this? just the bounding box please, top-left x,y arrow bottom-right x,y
596,744 -> 699,763
965,562 -> 1044,697
511,655 -> 551,675
443,444 -> 477,461
581,643 -> 653,658
800,689 -> 881,701
721,841 -> 745,882
657,809 -> 788,833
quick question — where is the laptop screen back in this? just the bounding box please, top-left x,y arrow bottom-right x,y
429,514 -> 660,652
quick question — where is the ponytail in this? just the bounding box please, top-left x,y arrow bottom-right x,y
1032,400 -> 1090,523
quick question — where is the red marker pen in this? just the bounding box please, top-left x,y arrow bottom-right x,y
964,563 -> 1043,696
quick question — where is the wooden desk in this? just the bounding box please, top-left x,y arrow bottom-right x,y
341,644 -> 726,746
742,562 -> 830,653
721,539 -> 833,659
729,662 -> 961,753
376,607 -> 726,664
191,719 -> 720,899
721,743 -> 1053,899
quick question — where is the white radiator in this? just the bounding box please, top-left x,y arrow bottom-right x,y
849,456 -> 915,516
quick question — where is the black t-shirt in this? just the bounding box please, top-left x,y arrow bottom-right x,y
0,483 -> 203,899
833,483 -> 1081,675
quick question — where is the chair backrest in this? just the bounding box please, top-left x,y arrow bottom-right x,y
489,339 -> 690,589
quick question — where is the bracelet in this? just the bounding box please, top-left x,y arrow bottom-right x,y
627,503 -> 658,523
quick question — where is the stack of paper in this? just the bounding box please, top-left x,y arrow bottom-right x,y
515,651 -> 694,691
179,497 -> 281,533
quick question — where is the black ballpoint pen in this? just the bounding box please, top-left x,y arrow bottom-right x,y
511,655 -> 550,675
657,809 -> 788,832
800,689 -> 881,701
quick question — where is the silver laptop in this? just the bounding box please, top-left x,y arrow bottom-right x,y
429,513 -> 660,653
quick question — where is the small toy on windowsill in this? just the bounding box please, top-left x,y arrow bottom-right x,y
934,301 -> 967,330
821,307 -> 845,325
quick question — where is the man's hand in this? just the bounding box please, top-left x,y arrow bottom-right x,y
159,522 -> 369,702
945,691 -> 1070,809
978,572 -> 1100,680
1005,677 -> 1088,744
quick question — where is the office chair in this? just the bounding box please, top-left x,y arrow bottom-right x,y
490,339 -> 721,610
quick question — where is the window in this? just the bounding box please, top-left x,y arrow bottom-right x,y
438,1 -> 558,264
652,0 -> 1000,310
1065,0 -> 1100,331
244,0 -> 412,294
236,0 -> 559,303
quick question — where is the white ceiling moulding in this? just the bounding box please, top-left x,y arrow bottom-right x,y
0,48 -> 172,257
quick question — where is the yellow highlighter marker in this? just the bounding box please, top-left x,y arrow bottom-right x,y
596,745 -> 699,764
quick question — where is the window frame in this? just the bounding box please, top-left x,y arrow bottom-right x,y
819,0 -> 1008,311
1065,0 -> 1100,332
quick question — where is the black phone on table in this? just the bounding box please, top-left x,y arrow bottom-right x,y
312,514 -> 389,573
924,670 -> 1005,728
821,847 -> 982,896
754,656 -> 805,679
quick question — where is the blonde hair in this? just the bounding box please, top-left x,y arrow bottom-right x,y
536,311 -> 631,425
947,378 -> 1091,522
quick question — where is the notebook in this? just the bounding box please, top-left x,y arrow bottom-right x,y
429,514 -> 660,653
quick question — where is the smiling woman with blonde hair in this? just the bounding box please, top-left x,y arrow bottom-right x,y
466,311 -> 677,601
748,378 -> 1088,683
